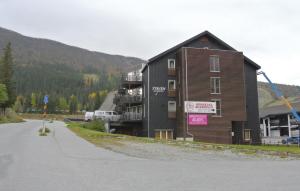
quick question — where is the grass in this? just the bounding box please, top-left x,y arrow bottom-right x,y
38,127 -> 51,136
0,109 -> 24,124
67,122 -> 300,158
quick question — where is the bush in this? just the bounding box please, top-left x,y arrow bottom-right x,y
82,119 -> 105,132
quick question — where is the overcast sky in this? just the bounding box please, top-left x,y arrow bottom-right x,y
0,0 -> 299,85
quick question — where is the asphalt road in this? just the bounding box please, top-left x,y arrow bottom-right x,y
1,120 -> 300,191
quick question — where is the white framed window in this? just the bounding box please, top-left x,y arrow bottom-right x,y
155,129 -> 173,140
244,129 -> 251,141
168,80 -> 176,90
168,59 -> 176,69
210,77 -> 221,94
211,99 -> 222,117
209,55 -> 220,72
168,101 -> 176,112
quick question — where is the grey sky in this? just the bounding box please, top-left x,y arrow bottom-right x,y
0,0 -> 299,85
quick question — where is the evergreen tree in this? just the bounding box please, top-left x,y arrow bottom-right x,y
0,84 -> 8,104
0,42 -> 16,108
69,95 -> 78,114
0,84 -> 8,114
94,92 -> 101,110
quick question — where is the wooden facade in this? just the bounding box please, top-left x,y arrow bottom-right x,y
142,31 -> 261,144
176,48 -> 247,144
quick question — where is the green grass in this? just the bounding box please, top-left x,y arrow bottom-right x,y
67,122 -> 300,158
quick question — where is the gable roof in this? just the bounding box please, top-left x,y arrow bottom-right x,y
143,31 -> 260,72
260,102 -> 300,118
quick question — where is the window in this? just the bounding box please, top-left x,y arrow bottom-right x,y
211,99 -> 221,117
244,129 -> 251,141
168,80 -> 176,90
210,77 -> 221,94
210,55 -> 220,72
168,59 -> 176,69
168,101 -> 176,112
155,129 -> 173,140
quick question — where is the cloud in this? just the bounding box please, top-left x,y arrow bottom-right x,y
0,0 -> 299,85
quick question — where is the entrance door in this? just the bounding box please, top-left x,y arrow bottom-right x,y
232,121 -> 244,144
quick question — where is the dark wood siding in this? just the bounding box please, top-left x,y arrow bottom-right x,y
177,48 -> 247,144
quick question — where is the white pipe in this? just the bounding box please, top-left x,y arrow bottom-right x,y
263,118 -> 266,137
147,64 -> 150,138
288,114 -> 291,137
184,48 -> 194,139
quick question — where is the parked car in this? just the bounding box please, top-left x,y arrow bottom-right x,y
84,112 -> 95,121
282,136 -> 300,144
94,110 -> 121,122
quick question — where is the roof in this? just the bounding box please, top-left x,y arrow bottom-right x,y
259,102 -> 300,118
142,30 -> 260,73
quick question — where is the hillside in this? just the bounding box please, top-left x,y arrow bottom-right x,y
0,27 -> 145,112
258,82 -> 300,108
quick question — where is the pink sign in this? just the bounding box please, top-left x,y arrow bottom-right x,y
188,114 -> 208,125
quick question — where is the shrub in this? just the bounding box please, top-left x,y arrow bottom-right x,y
82,119 -> 105,132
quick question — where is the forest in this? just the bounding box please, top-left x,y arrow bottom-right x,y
0,42 -> 122,114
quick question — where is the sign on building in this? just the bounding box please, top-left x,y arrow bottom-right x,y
188,114 -> 208,125
152,87 -> 166,95
184,101 -> 216,113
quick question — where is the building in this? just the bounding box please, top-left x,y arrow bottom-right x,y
141,31 -> 261,144
260,102 -> 300,144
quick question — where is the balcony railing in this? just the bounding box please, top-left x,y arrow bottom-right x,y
168,89 -> 176,97
122,74 -> 142,82
168,68 -> 176,76
122,112 -> 142,121
114,94 -> 142,105
168,112 -> 176,119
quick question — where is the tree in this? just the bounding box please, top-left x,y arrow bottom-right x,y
0,84 -> 8,104
94,92 -> 101,110
69,95 -> 78,114
0,42 -> 15,108
13,95 -> 25,113
0,84 -> 8,115
58,97 -> 68,112
31,93 -> 37,111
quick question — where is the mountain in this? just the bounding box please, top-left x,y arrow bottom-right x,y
258,82 -> 300,108
0,27 -> 145,112
0,27 -> 144,74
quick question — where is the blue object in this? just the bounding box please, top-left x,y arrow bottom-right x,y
282,137 -> 300,144
44,95 -> 49,104
257,71 -> 300,122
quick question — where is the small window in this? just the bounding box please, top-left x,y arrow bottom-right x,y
143,104 -> 146,118
168,59 -> 176,69
244,129 -> 251,141
168,80 -> 176,90
212,99 -> 221,117
168,101 -> 176,112
210,77 -> 220,94
210,55 -> 220,72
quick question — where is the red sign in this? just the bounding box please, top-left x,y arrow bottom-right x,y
188,114 -> 208,125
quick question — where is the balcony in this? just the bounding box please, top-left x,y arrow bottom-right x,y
114,94 -> 142,105
121,74 -> 142,89
168,89 -> 176,97
122,112 -> 142,121
168,68 -> 176,76
168,112 -> 176,119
